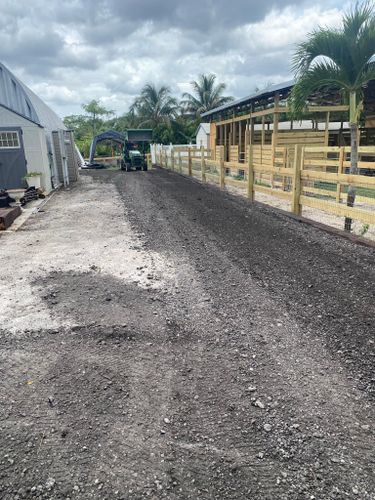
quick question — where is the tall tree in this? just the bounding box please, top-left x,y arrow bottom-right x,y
63,114 -> 90,140
130,84 -> 179,127
181,74 -> 234,117
290,2 -> 375,231
82,99 -> 114,136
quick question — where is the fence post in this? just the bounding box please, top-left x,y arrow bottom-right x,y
220,146 -> 225,189
201,146 -> 206,183
336,146 -> 344,203
282,147 -> 287,191
291,145 -> 303,216
178,150 -> 182,173
247,144 -> 254,201
188,147 -> 192,176
171,148 -> 175,171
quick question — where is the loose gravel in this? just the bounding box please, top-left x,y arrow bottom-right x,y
0,169 -> 374,500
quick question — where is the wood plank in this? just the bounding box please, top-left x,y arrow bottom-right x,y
248,144 -> 254,201
205,159 -> 219,167
215,105 -> 349,126
278,131 -> 325,137
336,147 -> 344,202
301,170 -> 375,187
292,145 -> 303,215
188,148 -> 192,176
220,156 -> 225,189
254,184 -> 292,200
300,195 -> 375,225
302,186 -> 375,205
225,178 -> 247,188
303,186 -> 336,198
201,145 -> 206,183
205,173 -> 220,183
224,161 -> 248,169
0,206 -> 22,230
304,159 -> 342,167
254,165 -> 294,176
304,146 -> 342,153
304,146 -> 375,153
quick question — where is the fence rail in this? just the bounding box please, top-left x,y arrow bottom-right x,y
153,144 -> 375,229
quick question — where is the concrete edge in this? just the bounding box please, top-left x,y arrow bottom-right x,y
1,190 -> 58,234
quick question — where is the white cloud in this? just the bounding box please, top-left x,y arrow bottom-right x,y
0,0 -> 346,118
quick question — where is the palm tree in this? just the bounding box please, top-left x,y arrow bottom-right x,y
130,84 -> 179,127
181,74 -> 234,117
289,2 -> 375,231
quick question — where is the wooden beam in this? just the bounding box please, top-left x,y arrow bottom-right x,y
292,145 -> 303,215
301,170 -> 375,187
324,111 -> 330,146
171,148 -> 175,171
220,147 -> 225,189
336,146 -> 345,202
239,120 -> 242,161
200,145 -> 206,183
271,93 -> 279,187
188,147 -> 192,176
300,195 -> 375,225
254,184 -> 292,200
214,104 -> 350,126
247,143 -> 254,201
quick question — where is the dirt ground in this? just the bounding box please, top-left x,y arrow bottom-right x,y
0,168 -> 374,500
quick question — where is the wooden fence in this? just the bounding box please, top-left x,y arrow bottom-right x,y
154,144 -> 375,227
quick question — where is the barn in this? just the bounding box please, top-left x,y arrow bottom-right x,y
0,62 -> 80,193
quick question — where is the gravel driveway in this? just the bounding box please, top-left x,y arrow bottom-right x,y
0,169 -> 374,500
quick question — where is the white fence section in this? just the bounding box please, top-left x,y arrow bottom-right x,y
151,143 -> 213,164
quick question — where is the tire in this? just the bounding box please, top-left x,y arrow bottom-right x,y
142,164 -> 148,171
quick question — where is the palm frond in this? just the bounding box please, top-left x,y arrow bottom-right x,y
290,62 -> 349,118
182,73 -> 232,116
342,1 -> 374,40
356,60 -> 375,87
291,1 -> 374,119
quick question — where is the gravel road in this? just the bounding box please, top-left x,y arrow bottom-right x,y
0,168 -> 374,500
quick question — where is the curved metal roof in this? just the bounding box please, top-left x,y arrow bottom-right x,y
0,62 -> 65,131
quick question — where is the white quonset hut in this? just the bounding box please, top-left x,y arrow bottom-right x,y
0,62 -> 79,193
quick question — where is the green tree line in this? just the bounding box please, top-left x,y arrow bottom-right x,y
63,74 -> 233,157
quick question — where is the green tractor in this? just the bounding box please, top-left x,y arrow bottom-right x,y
121,129 -> 153,172
122,148 -> 146,172
88,129 -> 153,171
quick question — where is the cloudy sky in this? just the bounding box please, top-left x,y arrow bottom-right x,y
1,0 -> 350,118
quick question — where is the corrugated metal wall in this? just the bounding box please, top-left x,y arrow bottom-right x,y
52,130 -> 79,186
